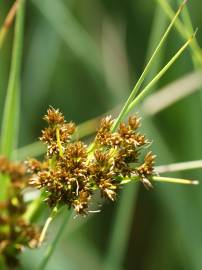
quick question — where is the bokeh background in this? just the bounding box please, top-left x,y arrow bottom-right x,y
1,0 -> 202,269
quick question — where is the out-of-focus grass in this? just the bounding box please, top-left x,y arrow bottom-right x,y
1,0 -> 202,270
0,0 -> 25,201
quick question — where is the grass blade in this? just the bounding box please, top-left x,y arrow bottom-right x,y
0,0 -> 25,200
111,0 -> 186,131
104,184 -> 139,270
0,0 -> 25,157
142,70 -> 202,115
157,0 -> 202,65
152,176 -> 199,185
38,209 -> 72,270
126,33 -> 195,115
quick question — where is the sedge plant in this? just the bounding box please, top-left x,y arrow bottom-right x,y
0,1 -> 201,270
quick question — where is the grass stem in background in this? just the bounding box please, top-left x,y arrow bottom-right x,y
126,32 -> 195,115
0,0 -> 25,200
104,184 -> 138,270
152,176 -> 199,185
111,0 -> 186,131
157,0 -> 202,64
0,0 -> 19,49
38,206 -> 59,246
38,209 -> 72,270
0,0 -> 25,157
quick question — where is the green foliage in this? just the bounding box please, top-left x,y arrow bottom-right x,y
0,0 -> 202,270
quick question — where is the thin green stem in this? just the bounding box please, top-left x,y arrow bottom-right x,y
0,0 -> 25,157
38,209 -> 71,270
104,184 -> 139,270
125,33 -> 194,115
38,205 -> 59,246
111,0 -> 186,131
144,3 -> 167,86
122,175 -> 198,186
157,0 -> 202,64
152,176 -> 198,185
176,0 -> 202,106
0,0 -> 25,201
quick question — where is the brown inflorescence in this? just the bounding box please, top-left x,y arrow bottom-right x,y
29,108 -> 156,215
0,156 -> 41,269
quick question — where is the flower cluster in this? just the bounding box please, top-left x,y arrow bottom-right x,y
0,156 -> 41,269
30,108 -> 155,215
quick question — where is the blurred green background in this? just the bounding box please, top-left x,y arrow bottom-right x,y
1,0 -> 202,269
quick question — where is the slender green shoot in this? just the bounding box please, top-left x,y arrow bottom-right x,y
157,0 -> 202,65
104,184 -> 139,270
125,32 -> 195,115
38,209 -> 72,270
153,176 -> 199,185
122,175 -> 199,186
0,0 -> 25,200
111,0 -> 187,131
0,0 -> 25,157
38,206 -> 59,246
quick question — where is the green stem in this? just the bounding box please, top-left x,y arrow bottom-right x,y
111,0 -> 186,132
38,209 -> 71,270
39,205 -> 59,246
104,184 -> 139,270
0,0 -> 25,157
125,33 -> 194,115
152,176 -> 198,185
0,0 -> 25,201
157,0 -> 202,65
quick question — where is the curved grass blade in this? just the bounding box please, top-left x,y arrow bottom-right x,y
111,0 -> 187,131
0,0 -> 25,200
126,32 -> 195,115
157,0 -> 202,65
0,0 -> 19,49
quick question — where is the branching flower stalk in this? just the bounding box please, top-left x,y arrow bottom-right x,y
0,108 -> 156,269
29,108 -> 156,215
